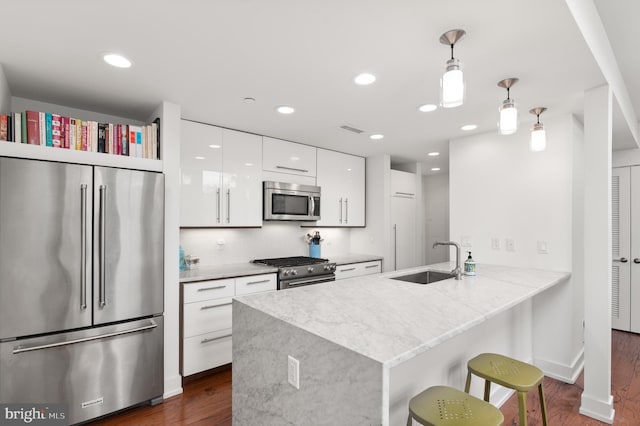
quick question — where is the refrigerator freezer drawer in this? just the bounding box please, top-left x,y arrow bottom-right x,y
0,317 -> 164,425
183,329 -> 232,376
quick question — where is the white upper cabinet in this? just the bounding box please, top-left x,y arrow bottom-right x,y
315,149 -> 365,227
180,120 -> 262,227
390,169 -> 417,198
263,137 -> 317,177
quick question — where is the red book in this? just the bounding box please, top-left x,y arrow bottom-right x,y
115,124 -> 122,155
25,110 -> 40,144
51,114 -> 61,148
0,115 -> 7,141
61,116 -> 69,148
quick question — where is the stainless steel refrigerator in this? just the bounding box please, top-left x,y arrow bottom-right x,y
0,157 -> 164,424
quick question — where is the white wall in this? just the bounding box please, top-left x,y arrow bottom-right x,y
449,113 -> 584,382
423,173 -> 449,264
0,65 -> 10,113
181,224 -> 351,265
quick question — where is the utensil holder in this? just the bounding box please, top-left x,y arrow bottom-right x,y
309,243 -> 321,258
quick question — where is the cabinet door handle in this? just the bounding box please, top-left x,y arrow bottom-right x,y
345,198 -> 348,224
226,189 -> 231,223
339,198 -> 343,223
276,165 -> 308,173
200,302 -> 232,310
201,333 -> 232,344
394,192 -> 415,197
393,224 -> 398,271
339,267 -> 356,272
309,196 -> 315,218
365,264 -> 379,269
216,188 -> 221,223
634,258 -> 640,264
614,257 -> 629,263
246,279 -> 271,285
197,285 -> 227,292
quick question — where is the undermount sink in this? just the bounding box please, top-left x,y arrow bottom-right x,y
390,270 -> 456,285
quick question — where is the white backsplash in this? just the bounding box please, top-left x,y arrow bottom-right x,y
180,223 -> 352,266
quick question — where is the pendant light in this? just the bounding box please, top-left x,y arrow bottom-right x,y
529,107 -> 547,152
497,78 -> 519,135
439,29 -> 466,108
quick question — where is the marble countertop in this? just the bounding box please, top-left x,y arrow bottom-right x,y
180,263 -> 278,283
235,262 -> 570,367
328,253 -> 383,266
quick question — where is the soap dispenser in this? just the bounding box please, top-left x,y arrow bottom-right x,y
464,251 -> 476,276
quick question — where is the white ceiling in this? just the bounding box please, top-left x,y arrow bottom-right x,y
0,0 -> 636,174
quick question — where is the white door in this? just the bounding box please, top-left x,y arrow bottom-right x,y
630,167 -> 640,332
391,195 -> 417,271
612,167 -> 631,331
222,129 -> 262,227
180,120 -> 223,226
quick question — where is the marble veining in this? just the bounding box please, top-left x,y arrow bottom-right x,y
179,263 -> 277,283
235,262 -> 570,368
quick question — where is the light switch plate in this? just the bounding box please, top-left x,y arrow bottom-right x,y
506,238 -> 515,252
491,237 -> 500,250
288,355 -> 300,389
537,240 -> 548,254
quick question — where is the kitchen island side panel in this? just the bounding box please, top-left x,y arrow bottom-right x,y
232,300 -> 383,426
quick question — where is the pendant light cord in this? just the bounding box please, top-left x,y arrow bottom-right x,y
450,44 -> 454,60
506,87 -> 510,101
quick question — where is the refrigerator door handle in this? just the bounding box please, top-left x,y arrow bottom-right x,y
80,184 -> 88,310
12,320 -> 158,354
99,184 -> 107,308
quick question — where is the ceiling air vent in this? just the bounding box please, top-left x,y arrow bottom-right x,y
339,125 -> 364,134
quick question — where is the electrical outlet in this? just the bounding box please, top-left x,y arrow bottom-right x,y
537,240 -> 548,254
288,355 -> 300,389
491,237 -> 500,250
506,238 -> 515,252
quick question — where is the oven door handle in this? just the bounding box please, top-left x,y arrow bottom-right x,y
285,275 -> 335,287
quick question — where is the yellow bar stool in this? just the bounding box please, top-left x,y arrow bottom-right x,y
464,353 -> 548,426
407,385 -> 504,426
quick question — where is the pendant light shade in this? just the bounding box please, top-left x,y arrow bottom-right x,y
529,107 -> 547,152
439,29 -> 466,108
497,78 -> 519,135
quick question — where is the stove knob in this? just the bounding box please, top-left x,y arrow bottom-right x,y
283,270 -> 290,276
291,270 -> 298,276
330,264 -> 336,271
307,267 -> 314,273
324,265 -> 331,271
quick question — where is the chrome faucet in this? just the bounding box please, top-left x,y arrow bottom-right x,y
433,241 -> 463,280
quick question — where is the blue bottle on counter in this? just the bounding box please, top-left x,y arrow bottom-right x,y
179,246 -> 186,271
309,243 -> 321,258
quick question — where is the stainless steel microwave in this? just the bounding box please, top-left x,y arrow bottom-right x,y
263,181 -> 321,221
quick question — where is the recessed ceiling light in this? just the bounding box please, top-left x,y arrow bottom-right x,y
427,152 -> 440,156
276,106 -> 295,114
209,144 -> 221,149
103,53 -> 132,68
290,156 -> 300,161
195,156 -> 205,160
461,124 -> 477,131
245,162 -> 254,167
431,167 -> 441,171
354,73 -> 376,85
369,134 -> 384,140
418,104 -> 438,112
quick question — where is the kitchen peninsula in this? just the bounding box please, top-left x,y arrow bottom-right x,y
232,262 -> 570,426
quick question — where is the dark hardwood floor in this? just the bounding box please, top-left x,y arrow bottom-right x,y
93,330 -> 640,425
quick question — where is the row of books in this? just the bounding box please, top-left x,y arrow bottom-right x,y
0,111 -> 161,160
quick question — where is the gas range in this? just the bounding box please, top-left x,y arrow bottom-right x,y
252,256 -> 336,290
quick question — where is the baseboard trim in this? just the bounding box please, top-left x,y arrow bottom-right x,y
580,393 -> 615,424
163,374 -> 183,399
534,348 -> 584,384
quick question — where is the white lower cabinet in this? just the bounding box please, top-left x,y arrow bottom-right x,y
181,273 -> 276,376
334,260 -> 382,280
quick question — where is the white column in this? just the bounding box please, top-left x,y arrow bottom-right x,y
580,84 -> 614,423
